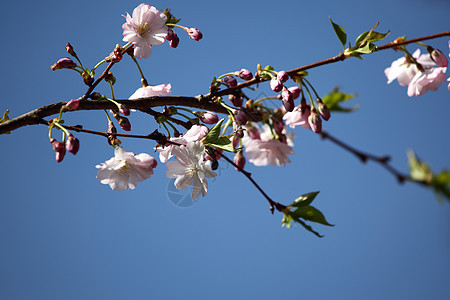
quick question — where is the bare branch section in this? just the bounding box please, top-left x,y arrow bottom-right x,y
0,96 -> 227,134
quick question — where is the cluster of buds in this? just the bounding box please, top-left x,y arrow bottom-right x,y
166,28 -> 180,48
105,44 -> 123,63
269,71 -> 302,112
50,134 -> 80,163
307,98 -> 330,133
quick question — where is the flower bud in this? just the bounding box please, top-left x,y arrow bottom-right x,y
51,58 -> 76,71
229,94 -> 243,107
224,76 -> 237,87
431,49 -> 448,67
64,99 -> 80,111
317,99 -> 330,121
308,109 -> 322,133
66,134 -> 80,155
288,86 -> 301,100
234,123 -> 244,139
166,28 -> 175,41
245,123 -> 261,140
82,71 -> 94,86
235,110 -> 248,125
50,138 -> 66,163
196,111 -> 219,124
105,45 -> 123,63
273,120 -> 284,135
65,43 -> 76,57
107,121 -> 121,146
169,34 -> 180,48
232,134 -> 240,148
118,117 -> 131,131
282,98 -> 295,112
234,151 -> 246,171
270,78 -> 283,92
235,69 -> 253,80
187,27 -> 203,41
277,71 -> 289,83
281,87 -> 293,102
118,104 -> 130,116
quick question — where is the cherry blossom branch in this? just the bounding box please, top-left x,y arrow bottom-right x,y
211,30 -> 450,98
319,131 -> 427,186
213,149 -> 287,214
1,31 -> 448,136
0,96 -> 227,134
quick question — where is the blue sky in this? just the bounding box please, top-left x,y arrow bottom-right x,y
1,0 -> 449,299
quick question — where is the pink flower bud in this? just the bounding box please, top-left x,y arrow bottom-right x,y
317,99 -> 331,121
187,27 -> 203,41
51,58 -> 76,71
288,86 -> 301,100
308,110 -> 322,133
283,99 -> 295,112
232,134 -> 240,148
234,123 -> 244,139
277,71 -> 289,83
235,110 -> 248,125
119,104 -> 130,116
235,69 -> 253,80
246,123 -> 261,140
274,120 -> 284,134
50,138 -> 66,163
199,111 -> 219,124
431,49 -> 448,67
166,28 -> 175,41
224,76 -> 237,87
169,34 -> 179,48
229,94 -> 243,107
65,43 -> 76,56
270,78 -> 283,92
281,88 -> 293,102
118,117 -> 131,131
234,151 -> 246,171
65,99 -> 80,111
66,134 -> 80,155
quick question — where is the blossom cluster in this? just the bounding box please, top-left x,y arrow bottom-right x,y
385,44 -> 449,97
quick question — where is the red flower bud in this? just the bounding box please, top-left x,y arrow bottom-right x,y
187,27 -> 203,41
66,134 -> 80,155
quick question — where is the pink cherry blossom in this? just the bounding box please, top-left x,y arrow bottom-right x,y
129,83 -> 172,99
283,105 -> 310,129
96,147 -> 157,191
122,4 -> 168,59
385,49 -> 422,86
407,66 -> 447,97
243,124 -> 294,167
156,125 -> 209,163
166,141 -> 217,199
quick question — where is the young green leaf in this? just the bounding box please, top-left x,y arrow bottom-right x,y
203,119 -> 224,144
291,191 -> 320,207
291,206 -> 334,226
322,88 -> 358,112
329,18 -> 347,50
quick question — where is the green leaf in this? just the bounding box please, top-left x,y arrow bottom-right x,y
355,30 -> 390,46
291,191 -> 320,207
0,109 -> 10,134
163,9 -> 181,25
293,218 -> 324,238
291,206 -> 334,226
207,137 -> 235,153
203,119 -> 224,144
282,213 -> 293,228
431,170 -> 450,202
407,150 -> 432,183
329,18 -> 347,50
322,88 -> 358,112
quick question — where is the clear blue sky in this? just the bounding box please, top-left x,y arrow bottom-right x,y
1,0 -> 449,299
